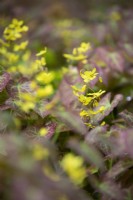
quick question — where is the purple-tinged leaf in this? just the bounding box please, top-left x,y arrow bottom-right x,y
69,139 -> 105,170
0,104 -> 10,111
91,47 -> 126,85
55,108 -> 87,135
6,80 -> 18,98
85,126 -> 107,144
45,122 -> 56,139
85,126 -> 110,155
105,160 -> 133,180
107,51 -> 125,73
99,180 -> 125,200
34,100 -> 50,118
92,47 -> 125,73
19,81 -> 32,93
0,72 -> 10,92
115,128 -> 133,158
119,110 -> 133,127
91,93 -> 123,124
5,98 -> 16,109
58,76 -> 78,108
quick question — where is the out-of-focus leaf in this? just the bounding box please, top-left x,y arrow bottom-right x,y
0,135 -> 92,200
106,160 -> 133,180
107,51 -> 125,72
99,180 -> 124,200
58,74 -> 79,108
5,97 -> 16,109
115,128 -> 133,159
0,72 -> 10,92
85,126 -> 107,144
92,47 -> 125,72
45,121 -> 56,139
34,100 -> 50,118
69,139 -> 105,170
119,110 -> 133,127
0,104 -> 10,111
85,126 -> 110,155
91,93 -> 123,124
55,109 -> 87,135
6,80 -> 18,98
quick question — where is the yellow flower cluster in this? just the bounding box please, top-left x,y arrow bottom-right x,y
0,19 -> 29,75
33,144 -> 49,160
110,11 -> 121,21
3,19 -> 28,41
13,47 -> 54,112
16,78 -> 54,112
61,153 -> 86,185
72,68 -> 105,126
64,43 -> 106,127
80,68 -> 98,83
64,42 -> 91,63
0,19 -> 54,113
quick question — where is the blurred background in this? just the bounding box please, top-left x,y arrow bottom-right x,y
0,0 -> 133,21
0,0 -> 133,97
0,2 -> 133,200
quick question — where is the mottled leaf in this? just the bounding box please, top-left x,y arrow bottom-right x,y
119,110 -> 133,127
91,93 -> 123,124
99,180 -> 125,200
58,75 -> 78,108
45,121 -> 56,139
6,80 -> 18,97
69,139 -> 105,170
0,72 -> 10,92
0,104 -> 10,111
55,108 -> 87,135
34,100 -> 50,118
116,128 -> 133,158
106,160 -> 133,180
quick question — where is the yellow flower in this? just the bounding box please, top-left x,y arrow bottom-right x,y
36,84 -> 53,98
101,121 -> 106,126
71,84 -> 86,96
8,66 -> 17,73
80,106 -> 105,118
35,57 -> 46,67
61,153 -> 86,185
110,11 -> 121,21
14,41 -> 28,51
63,53 -> 87,61
78,94 -> 92,105
7,53 -> 19,63
38,127 -> 48,136
22,50 -> 31,61
35,71 -> 54,84
3,18 -> 28,41
99,76 -> 103,83
30,81 -> 38,89
19,93 -> 36,102
80,110 -> 89,117
43,166 -> 60,181
33,144 -> 49,160
63,42 -> 91,62
15,101 -> 35,113
80,68 -> 98,83
87,106 -> 105,115
36,48 -> 47,56
80,42 -> 91,51
87,90 -> 105,99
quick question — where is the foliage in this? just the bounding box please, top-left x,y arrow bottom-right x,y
0,10 -> 133,200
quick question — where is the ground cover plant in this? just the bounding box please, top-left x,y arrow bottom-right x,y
0,5 -> 133,200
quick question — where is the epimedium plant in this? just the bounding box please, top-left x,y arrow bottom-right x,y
0,19 -> 54,112
0,18 -> 133,200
